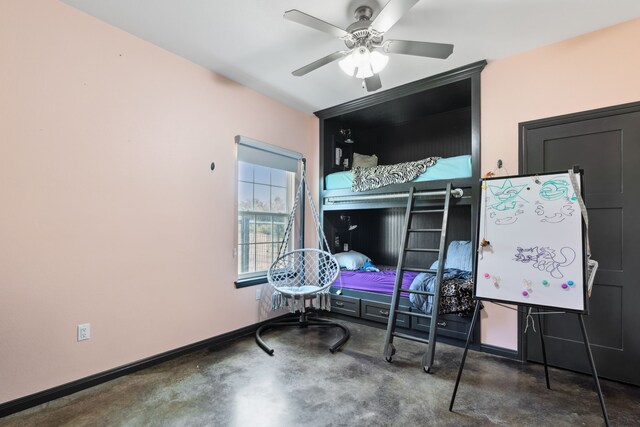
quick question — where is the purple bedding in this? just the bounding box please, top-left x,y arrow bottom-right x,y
333,266 -> 418,297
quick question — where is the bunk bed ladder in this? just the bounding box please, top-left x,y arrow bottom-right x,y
383,182 -> 452,373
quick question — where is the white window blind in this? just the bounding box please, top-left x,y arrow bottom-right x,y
235,135 -> 302,172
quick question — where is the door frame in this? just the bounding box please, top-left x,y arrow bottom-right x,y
517,99 -> 640,361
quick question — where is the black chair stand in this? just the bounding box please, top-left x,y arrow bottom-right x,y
256,307 -> 350,356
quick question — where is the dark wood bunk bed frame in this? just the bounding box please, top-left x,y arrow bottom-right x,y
315,61 -> 486,349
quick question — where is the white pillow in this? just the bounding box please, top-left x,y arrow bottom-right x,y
334,250 -> 371,270
352,153 -> 378,169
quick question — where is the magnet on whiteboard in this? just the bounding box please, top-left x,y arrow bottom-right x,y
492,275 -> 501,288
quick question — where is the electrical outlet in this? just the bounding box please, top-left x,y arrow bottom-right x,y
255,288 -> 262,300
77,323 -> 90,341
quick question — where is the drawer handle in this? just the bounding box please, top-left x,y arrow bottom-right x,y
437,321 -> 447,327
334,302 -> 344,307
379,309 -> 389,316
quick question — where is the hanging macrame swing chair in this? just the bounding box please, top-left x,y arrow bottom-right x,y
255,164 -> 350,355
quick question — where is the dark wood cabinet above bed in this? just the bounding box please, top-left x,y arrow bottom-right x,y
314,61 -> 485,349
315,60 -> 485,203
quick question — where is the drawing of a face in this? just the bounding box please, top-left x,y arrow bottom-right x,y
488,179 -> 528,211
539,179 -> 570,201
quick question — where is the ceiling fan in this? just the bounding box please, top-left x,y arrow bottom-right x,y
284,0 -> 454,92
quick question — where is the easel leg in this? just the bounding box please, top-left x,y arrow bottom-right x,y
449,301 -> 480,411
578,314 -> 610,427
535,308 -> 550,389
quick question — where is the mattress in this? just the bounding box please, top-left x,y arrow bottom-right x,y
334,267 -> 476,316
325,154 -> 472,190
333,266 -> 418,297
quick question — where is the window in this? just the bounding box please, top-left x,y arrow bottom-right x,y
235,136 -> 302,286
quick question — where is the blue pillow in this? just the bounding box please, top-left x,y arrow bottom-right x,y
360,260 -> 380,272
429,241 -> 473,272
444,240 -> 473,271
334,250 -> 371,270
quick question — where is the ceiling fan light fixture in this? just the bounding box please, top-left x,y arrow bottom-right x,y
370,50 -> 389,74
340,46 -> 387,79
354,46 -> 373,78
355,64 -> 374,79
338,54 -> 356,76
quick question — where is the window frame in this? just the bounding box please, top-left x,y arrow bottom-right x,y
233,136 -> 304,288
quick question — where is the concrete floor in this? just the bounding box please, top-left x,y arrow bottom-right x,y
2,318 -> 639,426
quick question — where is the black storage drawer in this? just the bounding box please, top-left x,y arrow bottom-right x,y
361,300 -> 410,328
411,311 -> 471,340
330,294 -> 360,317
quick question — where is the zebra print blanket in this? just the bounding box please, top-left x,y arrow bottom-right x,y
351,157 -> 439,192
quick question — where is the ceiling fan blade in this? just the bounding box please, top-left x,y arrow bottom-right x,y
292,51 -> 346,76
371,0 -> 419,33
364,74 -> 382,92
284,10 -> 348,38
384,40 -> 454,59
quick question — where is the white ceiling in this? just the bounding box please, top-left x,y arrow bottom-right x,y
61,0 -> 640,114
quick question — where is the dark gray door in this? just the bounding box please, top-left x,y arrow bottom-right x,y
520,102 -> 640,386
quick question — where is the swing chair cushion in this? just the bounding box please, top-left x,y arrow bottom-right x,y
267,248 -> 340,296
274,285 -> 323,296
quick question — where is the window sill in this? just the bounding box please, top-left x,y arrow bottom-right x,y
235,276 -> 268,288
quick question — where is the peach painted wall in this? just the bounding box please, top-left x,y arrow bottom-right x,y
0,0 -> 317,403
480,17 -> 640,349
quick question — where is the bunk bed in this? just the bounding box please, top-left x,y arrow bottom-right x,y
315,61 -> 485,345
333,241 -> 475,318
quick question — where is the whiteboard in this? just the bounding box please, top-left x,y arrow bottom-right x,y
474,171 -> 586,313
